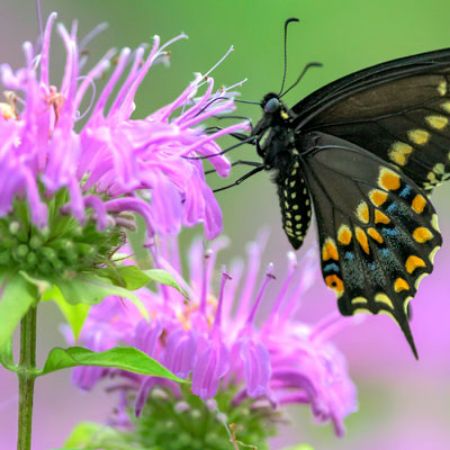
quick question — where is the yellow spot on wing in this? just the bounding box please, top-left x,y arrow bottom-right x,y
352,296 -> 368,305
426,115 -> 448,130
337,224 -> 352,245
353,308 -> 372,315
431,214 -> 440,231
405,255 -> 426,274
375,293 -> 394,309
403,296 -> 413,315
374,209 -> 391,225
412,227 -> 433,243
325,274 -> 344,298
441,101 -> 450,113
388,142 -> 413,166
414,273 -> 429,289
411,194 -> 426,214
394,277 -> 409,293
355,227 -> 370,254
378,168 -> 401,191
356,201 -> 370,224
367,227 -> 384,244
369,189 -> 388,207
429,245 -> 440,263
408,129 -> 430,145
322,238 -> 339,261
438,79 -> 447,96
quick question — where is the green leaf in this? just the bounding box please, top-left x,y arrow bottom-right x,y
47,286 -> 90,340
0,337 -> 15,370
61,422 -> 126,450
53,273 -> 149,320
144,269 -> 188,297
0,271 -> 36,348
98,265 -> 153,290
40,346 -> 186,383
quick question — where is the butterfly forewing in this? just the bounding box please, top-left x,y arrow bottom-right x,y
294,49 -> 450,193
298,132 -> 442,355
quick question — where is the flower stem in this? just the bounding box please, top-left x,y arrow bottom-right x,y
17,306 -> 37,450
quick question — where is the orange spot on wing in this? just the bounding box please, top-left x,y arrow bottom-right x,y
374,209 -> 391,225
378,168 -> 401,191
405,255 -> 426,274
355,227 -> 370,254
411,194 -> 426,214
356,202 -> 370,224
322,238 -> 339,261
367,227 -> 384,244
368,189 -> 388,207
325,274 -> 344,298
412,227 -> 433,243
394,277 -> 410,293
337,225 -> 352,245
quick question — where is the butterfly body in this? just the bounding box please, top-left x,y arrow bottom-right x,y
248,48 -> 450,357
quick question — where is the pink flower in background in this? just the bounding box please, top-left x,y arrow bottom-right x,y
69,233 -> 358,437
0,12 -> 247,241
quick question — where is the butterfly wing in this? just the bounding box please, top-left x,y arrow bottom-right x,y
293,48 -> 450,192
299,131 -> 442,357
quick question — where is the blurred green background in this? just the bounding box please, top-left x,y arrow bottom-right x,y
2,1 -> 450,449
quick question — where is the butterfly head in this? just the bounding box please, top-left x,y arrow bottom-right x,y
260,93 -> 291,122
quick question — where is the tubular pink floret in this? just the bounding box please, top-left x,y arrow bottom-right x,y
40,12 -> 58,85
0,14 -> 244,244
246,263 -> 276,325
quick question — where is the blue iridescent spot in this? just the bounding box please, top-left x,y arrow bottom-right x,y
380,248 -> 391,258
368,262 -> 377,271
324,263 -> 340,273
381,227 -> 399,237
386,202 -> 398,214
344,251 -> 355,261
399,185 -> 412,199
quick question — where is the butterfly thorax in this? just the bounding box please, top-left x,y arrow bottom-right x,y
254,93 -> 298,177
253,93 -> 312,250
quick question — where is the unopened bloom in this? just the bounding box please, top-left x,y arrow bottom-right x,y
0,13 -> 246,277
70,233 -> 358,446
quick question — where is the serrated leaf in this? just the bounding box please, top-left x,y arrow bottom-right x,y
0,271 -> 36,348
40,346 -> 186,383
54,274 -> 149,320
144,269 -> 188,297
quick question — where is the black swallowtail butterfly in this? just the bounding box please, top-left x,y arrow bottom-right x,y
217,18 -> 450,358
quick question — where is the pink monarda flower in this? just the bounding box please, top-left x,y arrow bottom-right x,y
0,12 -> 245,251
69,234 -> 358,439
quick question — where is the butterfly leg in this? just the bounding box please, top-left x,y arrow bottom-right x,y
213,165 -> 265,193
205,160 -> 262,175
204,126 -> 251,142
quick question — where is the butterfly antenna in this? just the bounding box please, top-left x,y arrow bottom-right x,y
278,18 -> 300,96
280,61 -> 323,98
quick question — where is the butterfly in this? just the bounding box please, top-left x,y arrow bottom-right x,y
216,19 -> 450,358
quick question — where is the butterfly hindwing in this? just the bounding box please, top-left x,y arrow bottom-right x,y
293,48 -> 450,193
299,132 -> 442,355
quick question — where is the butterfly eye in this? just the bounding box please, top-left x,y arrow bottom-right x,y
264,97 -> 280,113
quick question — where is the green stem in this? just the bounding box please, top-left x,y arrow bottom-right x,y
17,306 -> 37,450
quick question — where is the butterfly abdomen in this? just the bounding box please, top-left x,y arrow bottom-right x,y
275,156 -> 312,249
